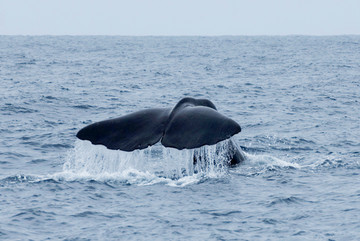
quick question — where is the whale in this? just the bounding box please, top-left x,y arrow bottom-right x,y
76,97 -> 245,166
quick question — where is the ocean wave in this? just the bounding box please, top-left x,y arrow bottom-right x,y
231,149 -> 360,178
232,152 -> 301,177
0,103 -> 38,114
267,196 -> 308,207
0,174 -> 53,186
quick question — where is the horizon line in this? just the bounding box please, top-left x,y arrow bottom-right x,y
1,34 -> 360,37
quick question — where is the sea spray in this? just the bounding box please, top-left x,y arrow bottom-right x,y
61,139 -> 237,183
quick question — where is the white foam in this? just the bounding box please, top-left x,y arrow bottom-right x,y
244,152 -> 301,169
55,139 -> 236,186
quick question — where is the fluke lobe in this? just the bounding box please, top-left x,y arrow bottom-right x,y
76,97 -> 245,165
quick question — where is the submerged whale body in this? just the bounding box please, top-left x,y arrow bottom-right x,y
76,97 -> 245,165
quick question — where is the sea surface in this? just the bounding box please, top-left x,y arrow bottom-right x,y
0,36 -> 359,240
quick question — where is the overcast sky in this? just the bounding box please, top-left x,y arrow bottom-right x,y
1,0 -> 359,35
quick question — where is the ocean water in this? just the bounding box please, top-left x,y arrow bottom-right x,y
0,36 -> 359,240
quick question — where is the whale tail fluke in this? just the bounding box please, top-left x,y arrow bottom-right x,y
76,97 -> 241,153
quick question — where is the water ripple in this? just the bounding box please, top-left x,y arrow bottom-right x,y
267,196 -> 305,207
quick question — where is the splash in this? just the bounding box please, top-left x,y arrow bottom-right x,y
58,139 -> 237,185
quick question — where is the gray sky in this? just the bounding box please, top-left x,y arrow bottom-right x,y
1,0 -> 359,35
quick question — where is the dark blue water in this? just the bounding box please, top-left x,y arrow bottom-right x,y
1,36 -> 359,240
